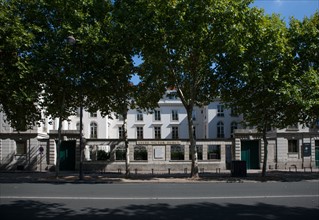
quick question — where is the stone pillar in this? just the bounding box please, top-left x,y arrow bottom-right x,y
185,144 -> 190,161
202,144 -> 208,161
220,143 -> 226,164
166,145 -> 171,161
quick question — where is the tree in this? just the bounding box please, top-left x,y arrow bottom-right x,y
288,12 -> 319,125
0,0 -> 42,131
218,10 -> 299,177
117,0 -> 256,178
1,0 -> 114,177
89,57 -> 135,177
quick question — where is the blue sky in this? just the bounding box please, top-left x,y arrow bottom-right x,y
131,0 -> 319,84
252,0 -> 318,22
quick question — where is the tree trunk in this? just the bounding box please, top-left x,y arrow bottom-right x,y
123,111 -> 130,178
187,107 -> 199,178
262,127 -> 268,177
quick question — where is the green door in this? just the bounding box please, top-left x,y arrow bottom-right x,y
241,140 -> 260,169
60,140 -> 76,171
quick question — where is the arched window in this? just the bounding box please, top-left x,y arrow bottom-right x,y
90,122 -> 98,138
217,121 -> 224,138
231,122 -> 238,135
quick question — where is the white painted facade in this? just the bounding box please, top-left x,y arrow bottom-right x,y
1,94 -> 318,172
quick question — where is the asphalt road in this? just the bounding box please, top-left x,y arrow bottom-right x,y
1,181 -> 318,219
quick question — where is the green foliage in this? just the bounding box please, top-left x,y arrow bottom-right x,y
216,8 -> 319,176
97,150 -> 110,161
134,148 -> 147,161
0,0 -> 42,130
218,11 -> 298,131
0,0 -> 117,129
116,0 -> 255,177
115,149 -> 126,161
288,12 -> 319,124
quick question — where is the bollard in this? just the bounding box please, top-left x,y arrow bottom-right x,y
151,169 -> 154,175
135,168 -> 138,174
168,168 -> 171,175
184,168 -> 187,174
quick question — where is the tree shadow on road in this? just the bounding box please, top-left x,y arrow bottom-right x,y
1,199 -> 318,220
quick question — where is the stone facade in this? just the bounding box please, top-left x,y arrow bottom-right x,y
1,95 -> 319,172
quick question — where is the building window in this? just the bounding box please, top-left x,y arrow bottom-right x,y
16,140 -> 27,155
288,140 -> 298,153
171,145 -> 184,160
217,105 -> 224,117
172,126 -> 179,139
193,126 -> 196,138
137,126 -> 143,139
217,121 -> 224,138
96,146 -> 111,161
137,111 -> 143,121
115,145 -> 126,161
90,112 -> 97,117
208,145 -> 221,160
90,122 -> 98,138
171,110 -> 178,121
76,122 -> 84,131
189,145 -> 203,160
231,122 -> 238,134
87,145 -> 96,161
192,110 -> 196,121
134,146 -> 148,161
154,126 -> 161,139
154,110 -> 161,121
118,126 -> 124,139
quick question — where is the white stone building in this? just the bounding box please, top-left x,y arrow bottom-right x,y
1,93 -> 318,172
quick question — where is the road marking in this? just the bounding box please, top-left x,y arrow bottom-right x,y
1,195 -> 318,200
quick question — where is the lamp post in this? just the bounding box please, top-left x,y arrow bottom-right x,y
67,35 -> 84,180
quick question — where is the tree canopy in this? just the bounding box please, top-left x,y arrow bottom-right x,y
288,12 -> 319,125
1,0 -> 118,128
1,0 -> 318,178
116,0 -> 259,177
0,0 -> 42,130
217,9 -> 304,176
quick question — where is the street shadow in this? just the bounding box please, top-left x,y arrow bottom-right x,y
118,171 -> 319,183
1,199 -> 318,220
198,171 -> 319,183
0,170 -> 318,184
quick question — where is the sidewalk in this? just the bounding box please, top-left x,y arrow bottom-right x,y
0,169 -> 318,183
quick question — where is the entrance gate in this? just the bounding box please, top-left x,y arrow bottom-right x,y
241,140 -> 260,169
60,140 -> 76,171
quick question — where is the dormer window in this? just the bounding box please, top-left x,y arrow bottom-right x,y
217,105 -> 224,117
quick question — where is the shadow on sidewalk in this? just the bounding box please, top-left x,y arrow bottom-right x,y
0,170 -> 318,184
